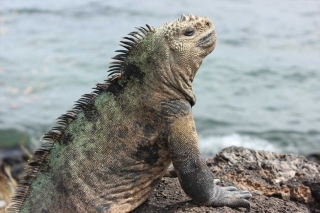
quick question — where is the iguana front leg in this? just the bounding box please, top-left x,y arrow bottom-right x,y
168,111 -> 252,211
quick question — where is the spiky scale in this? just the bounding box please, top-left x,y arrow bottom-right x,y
108,67 -> 121,72
57,120 -> 67,126
95,83 -> 108,91
120,40 -> 135,47
119,44 -> 131,50
113,54 -> 127,59
146,24 -> 153,31
135,27 -> 147,35
128,32 -> 141,39
140,26 -> 149,33
123,36 -> 137,43
109,64 -> 122,68
112,55 -> 125,61
109,61 -> 123,64
115,49 -> 128,54
108,71 -> 121,76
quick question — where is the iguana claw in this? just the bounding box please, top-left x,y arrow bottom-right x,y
210,182 -> 252,212
213,178 -> 221,184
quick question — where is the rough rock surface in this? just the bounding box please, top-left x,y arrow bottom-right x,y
307,153 -> 320,165
133,146 -> 320,213
0,149 -> 27,213
1,146 -> 319,212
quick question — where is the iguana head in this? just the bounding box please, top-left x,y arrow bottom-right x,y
158,14 -> 217,105
109,14 -> 217,105
162,14 -> 217,69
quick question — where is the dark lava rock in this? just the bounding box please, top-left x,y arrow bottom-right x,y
0,148 -> 28,212
307,153 -> 320,164
133,146 -> 320,213
0,148 -> 28,180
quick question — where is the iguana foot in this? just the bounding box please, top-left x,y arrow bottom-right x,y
210,179 -> 252,212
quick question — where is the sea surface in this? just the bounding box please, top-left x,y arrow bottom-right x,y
0,0 -> 320,157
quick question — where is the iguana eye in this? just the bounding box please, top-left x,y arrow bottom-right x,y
206,22 -> 210,27
184,28 -> 195,36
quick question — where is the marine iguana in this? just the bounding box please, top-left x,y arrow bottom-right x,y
7,14 -> 251,213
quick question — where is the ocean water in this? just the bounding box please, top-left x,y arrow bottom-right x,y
0,0 -> 319,156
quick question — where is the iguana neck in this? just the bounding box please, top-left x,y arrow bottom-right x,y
122,31 -> 202,106
160,53 -> 203,106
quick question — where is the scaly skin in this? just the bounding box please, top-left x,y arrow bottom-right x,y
7,14 -> 251,213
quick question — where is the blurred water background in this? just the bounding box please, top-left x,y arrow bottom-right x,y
0,0 -> 319,157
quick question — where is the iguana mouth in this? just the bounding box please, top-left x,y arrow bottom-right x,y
196,30 -> 216,47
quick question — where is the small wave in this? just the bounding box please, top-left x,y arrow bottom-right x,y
198,133 -> 286,157
4,8 -> 61,15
